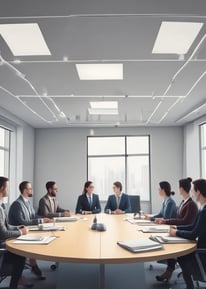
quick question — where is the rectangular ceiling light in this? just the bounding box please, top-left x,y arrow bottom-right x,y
0,23 -> 51,56
89,101 -> 118,115
152,21 -> 203,54
76,64 -> 123,80
90,101 -> 118,109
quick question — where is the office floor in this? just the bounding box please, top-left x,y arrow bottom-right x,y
0,261 -> 203,289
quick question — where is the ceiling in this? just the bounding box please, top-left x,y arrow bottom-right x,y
0,0 -> 206,128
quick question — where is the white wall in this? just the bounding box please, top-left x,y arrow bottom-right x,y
34,126 -> 183,213
184,115 -> 206,179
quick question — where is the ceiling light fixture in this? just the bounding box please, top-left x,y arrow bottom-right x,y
176,102 -> 206,123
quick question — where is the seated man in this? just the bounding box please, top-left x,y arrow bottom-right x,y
104,181 -> 131,214
8,181 -> 51,280
38,181 -> 71,218
0,176 -> 27,289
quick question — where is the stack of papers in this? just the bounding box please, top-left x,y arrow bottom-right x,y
54,216 -> 80,222
139,225 -> 169,233
125,218 -> 155,225
149,235 -> 195,244
14,235 -> 56,244
29,224 -> 64,231
117,239 -> 163,253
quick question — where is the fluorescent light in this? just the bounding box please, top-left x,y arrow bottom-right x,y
0,23 -> 51,56
76,64 -> 123,80
90,101 -> 118,109
176,102 -> 206,123
88,108 -> 118,115
152,21 -> 203,54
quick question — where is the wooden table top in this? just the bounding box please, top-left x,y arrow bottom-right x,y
6,213 -> 196,264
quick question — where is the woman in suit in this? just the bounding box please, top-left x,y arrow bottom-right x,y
145,181 -> 177,221
155,177 -> 198,282
169,179 -> 206,289
104,181 -> 131,214
75,181 -> 101,214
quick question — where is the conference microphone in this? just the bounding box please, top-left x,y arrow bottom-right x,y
91,216 -> 106,231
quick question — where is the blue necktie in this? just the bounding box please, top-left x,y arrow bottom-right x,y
89,196 -> 92,208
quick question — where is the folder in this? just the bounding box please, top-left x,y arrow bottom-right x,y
149,235 -> 196,244
117,239 -> 163,253
138,225 -> 169,233
14,235 -> 56,244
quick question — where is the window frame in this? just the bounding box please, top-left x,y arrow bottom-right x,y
200,122 -> 206,178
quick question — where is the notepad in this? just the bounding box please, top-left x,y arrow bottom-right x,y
54,216 -> 80,222
139,225 -> 169,233
14,235 -> 56,244
149,235 -> 195,244
117,239 -> 163,253
29,225 -> 64,231
125,218 -> 155,225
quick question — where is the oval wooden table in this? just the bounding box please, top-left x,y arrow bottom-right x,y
6,214 -> 196,289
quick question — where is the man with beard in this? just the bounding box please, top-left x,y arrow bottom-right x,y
38,181 -> 70,218
8,181 -> 51,280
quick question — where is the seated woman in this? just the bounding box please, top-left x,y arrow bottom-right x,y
75,181 -> 101,214
155,177 -> 198,282
104,181 -> 131,214
169,179 -> 206,289
145,181 -> 177,221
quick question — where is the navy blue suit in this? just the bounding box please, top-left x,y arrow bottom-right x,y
177,206 -> 206,289
75,194 -> 101,214
104,193 -> 131,213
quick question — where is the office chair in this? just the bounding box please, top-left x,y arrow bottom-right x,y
193,249 -> 206,288
0,248 -> 12,284
128,195 -> 141,214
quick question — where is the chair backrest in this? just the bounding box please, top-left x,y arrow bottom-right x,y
128,195 -> 141,213
193,249 -> 206,282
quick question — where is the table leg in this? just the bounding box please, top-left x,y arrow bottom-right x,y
99,264 -> 105,289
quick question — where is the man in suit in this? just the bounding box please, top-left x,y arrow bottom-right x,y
0,176 -> 28,289
38,181 -> 71,218
169,179 -> 206,289
104,181 -> 131,214
75,181 -> 101,214
8,181 -> 51,280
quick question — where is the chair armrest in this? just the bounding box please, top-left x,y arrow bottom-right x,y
194,249 -> 206,282
196,249 -> 206,254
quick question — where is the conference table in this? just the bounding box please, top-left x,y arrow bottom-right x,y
6,214 -> 196,289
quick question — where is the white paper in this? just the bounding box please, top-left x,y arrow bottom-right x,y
14,235 -> 56,244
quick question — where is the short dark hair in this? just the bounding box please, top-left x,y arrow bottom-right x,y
179,177 -> 192,193
0,176 -> 9,190
193,179 -> 206,197
159,181 -> 175,197
46,181 -> 56,192
19,181 -> 30,194
82,181 -> 93,195
113,181 -> 122,192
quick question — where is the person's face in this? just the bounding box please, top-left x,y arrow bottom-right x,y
24,183 -> 33,198
192,185 -> 200,202
158,186 -> 165,197
49,184 -> 58,197
86,183 -> 94,195
179,186 -> 183,196
0,181 -> 9,198
113,185 -> 121,195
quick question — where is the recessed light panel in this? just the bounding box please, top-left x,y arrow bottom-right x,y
90,101 -> 118,109
76,64 -> 123,80
0,23 -> 51,56
152,21 -> 203,54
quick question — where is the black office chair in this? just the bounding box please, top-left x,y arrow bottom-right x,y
193,249 -> 206,288
0,248 -> 12,285
128,195 -> 141,214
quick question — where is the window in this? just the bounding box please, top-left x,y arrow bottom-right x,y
87,136 -> 150,201
200,123 -> 206,178
0,127 -> 10,177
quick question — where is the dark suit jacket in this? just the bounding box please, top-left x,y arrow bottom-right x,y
164,197 -> 198,225
104,193 -> 131,213
8,195 -> 40,226
75,194 -> 101,214
0,205 -> 20,247
38,194 -> 66,218
177,206 -> 206,248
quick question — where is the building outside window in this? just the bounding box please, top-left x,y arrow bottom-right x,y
87,136 -> 150,201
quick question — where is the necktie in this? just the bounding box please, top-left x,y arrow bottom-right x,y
1,203 -> 6,210
89,196 -> 92,208
50,198 -> 55,213
117,196 -> 120,209
25,201 -> 32,217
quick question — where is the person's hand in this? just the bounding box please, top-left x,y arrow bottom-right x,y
84,211 -> 92,214
169,227 -> 177,237
43,218 -> 52,223
154,218 -> 164,224
19,226 -> 28,235
64,211 -> 71,217
144,215 -> 151,220
170,225 -> 177,229
115,209 -> 124,214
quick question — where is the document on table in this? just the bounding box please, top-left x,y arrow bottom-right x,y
117,239 -> 163,253
54,216 -> 80,222
14,235 -> 57,244
149,235 -> 196,244
138,225 -> 169,233
125,218 -> 155,225
29,224 -> 64,231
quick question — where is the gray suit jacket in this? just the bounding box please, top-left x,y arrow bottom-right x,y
0,205 -> 20,246
38,194 -> 66,218
8,195 -> 40,226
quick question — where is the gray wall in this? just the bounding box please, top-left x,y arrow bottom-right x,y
34,126 -> 183,213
